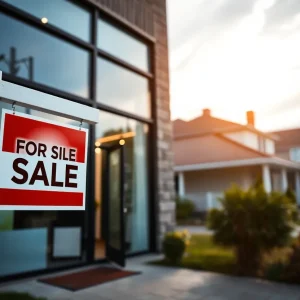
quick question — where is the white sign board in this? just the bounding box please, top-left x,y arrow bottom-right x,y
0,109 -> 88,210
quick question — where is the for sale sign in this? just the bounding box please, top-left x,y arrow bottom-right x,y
0,109 -> 88,210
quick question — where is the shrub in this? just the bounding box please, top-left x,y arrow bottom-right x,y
264,262 -> 286,281
262,245 -> 292,281
285,187 -> 298,222
285,187 -> 296,203
207,183 -> 296,276
162,230 -> 190,263
281,235 -> 300,283
176,196 -> 195,220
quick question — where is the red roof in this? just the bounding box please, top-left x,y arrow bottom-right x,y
173,115 -> 241,138
173,110 -> 275,166
173,113 -> 276,140
174,134 -> 269,166
271,128 -> 300,153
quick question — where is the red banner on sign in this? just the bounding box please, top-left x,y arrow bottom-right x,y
2,113 -> 86,163
0,110 -> 88,210
0,189 -> 83,206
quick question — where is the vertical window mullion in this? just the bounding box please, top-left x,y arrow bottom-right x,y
86,7 -> 98,263
91,8 -> 98,103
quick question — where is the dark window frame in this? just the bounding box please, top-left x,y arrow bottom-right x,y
96,56 -> 152,119
0,0 -> 159,279
0,0 -> 153,88
97,14 -> 152,73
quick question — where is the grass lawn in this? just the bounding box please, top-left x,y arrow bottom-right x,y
0,292 -> 47,300
151,234 -> 237,275
150,234 -> 293,278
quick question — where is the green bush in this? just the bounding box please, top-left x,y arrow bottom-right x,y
285,187 -> 296,203
285,187 -> 298,222
207,183 -> 296,276
281,236 -> 300,283
262,245 -> 292,280
162,230 -> 190,263
176,196 -> 195,220
264,262 -> 286,281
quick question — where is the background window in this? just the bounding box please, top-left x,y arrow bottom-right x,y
95,111 -> 149,253
98,18 -> 149,72
3,0 -> 91,42
97,58 -> 150,118
290,148 -> 300,162
0,12 -> 89,98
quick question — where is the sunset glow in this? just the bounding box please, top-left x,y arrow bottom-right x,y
168,0 -> 300,131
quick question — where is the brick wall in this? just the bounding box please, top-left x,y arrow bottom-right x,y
151,0 -> 176,246
87,0 -> 176,248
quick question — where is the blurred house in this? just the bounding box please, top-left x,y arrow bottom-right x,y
271,128 -> 300,162
173,109 -> 300,212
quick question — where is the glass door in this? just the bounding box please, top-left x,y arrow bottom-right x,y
102,144 -> 126,267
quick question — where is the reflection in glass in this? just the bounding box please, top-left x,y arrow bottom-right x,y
3,0 -> 91,42
109,149 -> 121,250
97,58 -> 150,118
95,111 -> 149,253
98,18 -> 149,72
0,103 -> 88,277
0,13 -> 89,97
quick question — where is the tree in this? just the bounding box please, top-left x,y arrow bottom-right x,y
207,183 -> 296,276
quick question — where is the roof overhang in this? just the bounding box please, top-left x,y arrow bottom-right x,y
174,157 -> 300,172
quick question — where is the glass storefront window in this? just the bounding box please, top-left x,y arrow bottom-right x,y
0,12 -> 89,98
0,103 -> 88,277
2,0 -> 91,42
98,18 -> 149,72
97,58 -> 150,118
95,111 -> 149,254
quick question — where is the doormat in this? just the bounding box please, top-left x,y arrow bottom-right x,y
39,267 -> 140,291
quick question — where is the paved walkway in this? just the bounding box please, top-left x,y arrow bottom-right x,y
1,255 -> 300,299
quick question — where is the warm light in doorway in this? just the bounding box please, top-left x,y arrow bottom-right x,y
95,141 -> 101,147
119,139 -> 125,145
95,148 -> 101,154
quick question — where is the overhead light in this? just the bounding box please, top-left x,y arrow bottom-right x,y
41,17 -> 48,24
119,139 -> 125,146
98,131 -> 135,144
95,141 -> 101,147
95,148 -> 101,154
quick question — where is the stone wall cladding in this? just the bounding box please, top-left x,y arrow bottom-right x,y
87,0 -> 176,249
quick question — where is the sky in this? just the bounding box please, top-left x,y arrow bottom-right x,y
167,0 -> 300,131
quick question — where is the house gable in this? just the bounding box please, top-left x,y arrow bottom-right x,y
173,109 -> 276,156
174,134 -> 268,166
223,130 -> 275,155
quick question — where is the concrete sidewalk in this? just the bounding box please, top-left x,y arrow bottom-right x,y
1,254 -> 300,299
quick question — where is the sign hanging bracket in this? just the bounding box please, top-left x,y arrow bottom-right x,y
12,101 -> 16,115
